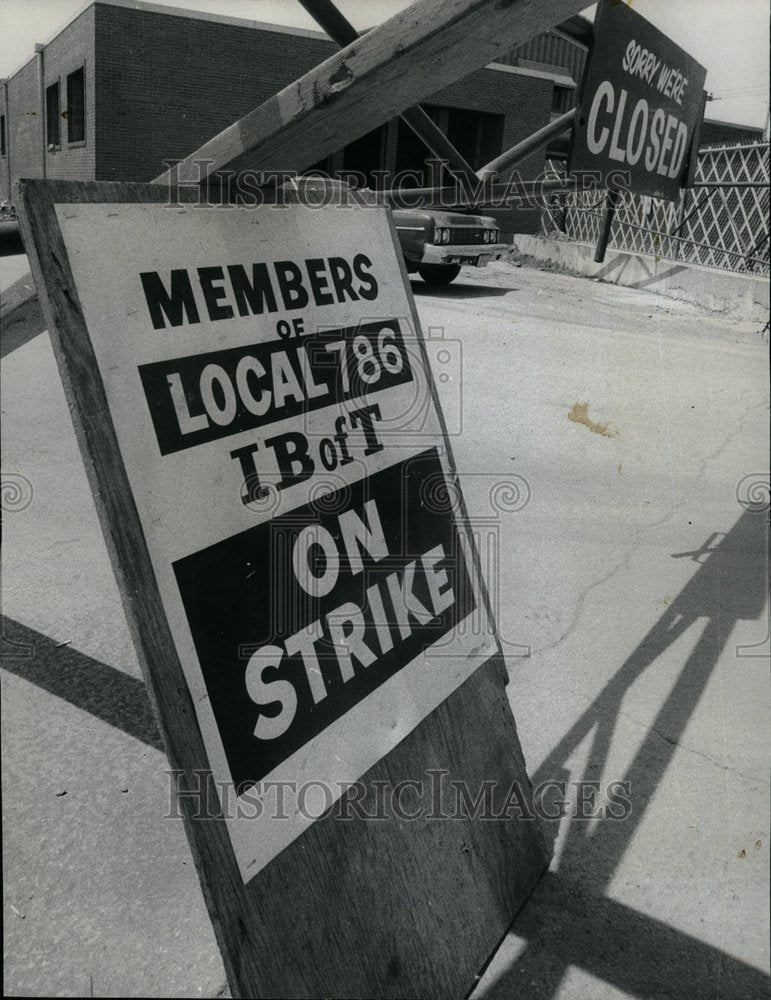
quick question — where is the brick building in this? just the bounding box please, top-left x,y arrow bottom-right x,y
0,0 -> 590,233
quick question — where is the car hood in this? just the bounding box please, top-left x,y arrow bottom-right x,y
392,208 -> 497,227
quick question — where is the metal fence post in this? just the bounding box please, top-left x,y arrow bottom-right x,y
594,187 -> 620,263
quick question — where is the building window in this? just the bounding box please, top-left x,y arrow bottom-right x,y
1,115 -> 6,157
46,81 -> 60,147
446,108 -> 504,170
342,125 -> 387,189
395,105 -> 448,181
552,85 -> 575,116
67,67 -> 85,143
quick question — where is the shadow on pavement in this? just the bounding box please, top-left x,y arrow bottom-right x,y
487,873 -> 771,999
2,510 -> 769,998
479,506 -> 770,998
410,281 -> 513,298
1,617 -> 162,751
1,292 -> 46,359
0,224 -> 24,257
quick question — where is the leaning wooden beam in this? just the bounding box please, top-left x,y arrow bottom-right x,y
155,0 -> 590,185
477,108 -> 576,181
7,0 -> 586,332
381,175 -> 575,208
297,0 -> 479,184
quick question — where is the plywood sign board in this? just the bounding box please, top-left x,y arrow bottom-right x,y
17,179 -> 548,998
570,0 -> 707,201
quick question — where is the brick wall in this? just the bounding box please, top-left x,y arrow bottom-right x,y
1,6 -> 95,202
42,5 -> 96,182
2,58 -> 43,202
3,0 -> 554,235
93,3 -> 551,233
94,4 -> 339,182
1,82 -> 10,201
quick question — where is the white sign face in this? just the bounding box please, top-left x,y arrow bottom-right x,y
56,200 -> 497,881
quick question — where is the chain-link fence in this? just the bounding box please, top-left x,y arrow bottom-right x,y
542,142 -> 770,276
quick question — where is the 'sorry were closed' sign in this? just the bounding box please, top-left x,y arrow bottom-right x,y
570,0 -> 707,201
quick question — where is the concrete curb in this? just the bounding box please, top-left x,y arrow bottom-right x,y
510,235 -> 770,324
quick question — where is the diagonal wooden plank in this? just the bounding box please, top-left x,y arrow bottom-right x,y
8,0 -> 589,337
297,0 -> 479,183
155,0 -> 590,185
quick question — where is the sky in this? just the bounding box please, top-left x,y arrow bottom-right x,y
0,0 -> 768,127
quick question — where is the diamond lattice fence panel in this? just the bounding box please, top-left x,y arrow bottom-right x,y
542,143 -> 769,276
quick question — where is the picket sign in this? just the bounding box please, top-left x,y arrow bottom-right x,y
17,178 -> 548,998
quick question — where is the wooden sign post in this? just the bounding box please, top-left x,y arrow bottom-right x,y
17,178 -> 548,997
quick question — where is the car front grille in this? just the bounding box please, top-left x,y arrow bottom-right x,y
447,226 -> 487,245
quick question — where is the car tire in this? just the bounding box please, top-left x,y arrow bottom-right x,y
418,263 -> 461,286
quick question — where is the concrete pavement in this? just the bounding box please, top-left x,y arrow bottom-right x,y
2,255 -> 769,997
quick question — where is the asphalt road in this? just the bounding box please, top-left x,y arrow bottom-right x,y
2,256 -> 769,998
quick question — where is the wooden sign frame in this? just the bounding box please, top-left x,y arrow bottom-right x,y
17,177 -> 548,998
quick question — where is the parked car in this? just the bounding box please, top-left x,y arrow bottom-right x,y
292,176 -> 508,288
0,200 -> 18,223
392,208 -> 508,285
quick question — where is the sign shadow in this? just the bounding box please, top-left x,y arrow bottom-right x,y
477,507 -> 770,998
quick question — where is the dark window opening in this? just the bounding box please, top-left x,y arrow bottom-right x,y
46,82 -> 60,147
395,117 -> 430,183
306,154 -> 334,176
446,108 -> 504,170
551,85 -> 574,115
395,106 -> 504,185
342,125 -> 386,189
1,115 -> 6,157
395,105 -> 446,185
67,67 -> 85,143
